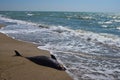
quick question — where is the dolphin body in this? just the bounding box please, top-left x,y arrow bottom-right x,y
14,50 -> 66,71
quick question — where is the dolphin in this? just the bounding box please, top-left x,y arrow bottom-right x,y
14,50 -> 66,71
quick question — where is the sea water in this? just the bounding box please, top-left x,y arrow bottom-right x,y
0,11 -> 120,80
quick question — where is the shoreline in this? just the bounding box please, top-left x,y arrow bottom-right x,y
0,24 -> 73,80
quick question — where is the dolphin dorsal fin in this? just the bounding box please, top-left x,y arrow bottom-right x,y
51,54 -> 57,60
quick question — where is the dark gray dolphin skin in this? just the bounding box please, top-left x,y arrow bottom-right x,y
14,50 -> 66,71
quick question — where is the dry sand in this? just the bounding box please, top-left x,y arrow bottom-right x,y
0,24 -> 73,80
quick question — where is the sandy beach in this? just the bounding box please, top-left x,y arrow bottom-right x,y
0,24 -> 73,80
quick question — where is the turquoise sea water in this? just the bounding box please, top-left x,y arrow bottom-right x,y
0,11 -> 120,80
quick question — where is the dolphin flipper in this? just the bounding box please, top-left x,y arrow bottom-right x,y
51,54 -> 57,60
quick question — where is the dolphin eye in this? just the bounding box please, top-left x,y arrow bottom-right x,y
60,64 -> 63,68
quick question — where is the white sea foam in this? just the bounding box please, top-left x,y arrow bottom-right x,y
0,24 -> 41,34
114,20 -> 120,22
27,13 -> 34,16
103,21 -> 112,24
101,25 -> 108,28
116,27 -> 120,30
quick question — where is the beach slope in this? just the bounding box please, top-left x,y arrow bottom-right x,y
0,25 -> 72,80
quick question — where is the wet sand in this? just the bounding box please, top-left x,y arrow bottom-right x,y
0,24 -> 73,80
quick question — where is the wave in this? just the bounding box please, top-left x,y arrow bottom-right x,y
66,15 -> 94,20
3,24 -> 120,55
0,15 -> 37,26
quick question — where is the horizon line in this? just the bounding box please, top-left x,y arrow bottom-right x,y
0,10 -> 119,13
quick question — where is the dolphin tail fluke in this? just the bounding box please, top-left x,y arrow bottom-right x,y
14,50 -> 22,57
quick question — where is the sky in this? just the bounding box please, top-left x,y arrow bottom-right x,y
0,0 -> 120,12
